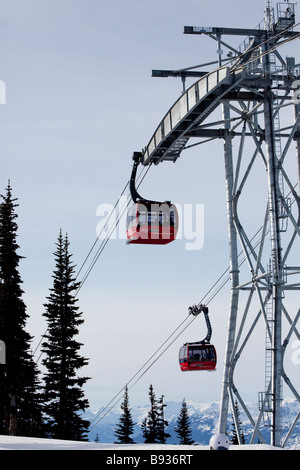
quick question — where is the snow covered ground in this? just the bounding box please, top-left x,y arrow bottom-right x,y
85,399 -> 300,449
0,435 -> 285,450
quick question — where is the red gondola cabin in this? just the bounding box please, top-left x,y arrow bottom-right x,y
179,343 -> 217,371
127,201 -> 178,245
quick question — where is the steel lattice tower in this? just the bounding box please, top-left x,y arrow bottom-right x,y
216,2 -> 300,447
138,1 -> 300,447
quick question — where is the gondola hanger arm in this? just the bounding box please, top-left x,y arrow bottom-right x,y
130,152 -> 157,204
188,304 -> 212,344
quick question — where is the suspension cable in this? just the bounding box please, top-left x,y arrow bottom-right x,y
227,21 -> 300,73
75,164 -> 151,295
72,21 -> 300,299
89,182 -> 299,429
181,21 -> 300,83
33,164 -> 151,360
75,181 -> 130,283
88,314 -> 195,430
35,17 -> 300,414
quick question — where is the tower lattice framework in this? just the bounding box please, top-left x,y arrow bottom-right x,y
139,1 -> 300,447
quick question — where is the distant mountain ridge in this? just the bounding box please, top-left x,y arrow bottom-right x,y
85,398 -> 300,449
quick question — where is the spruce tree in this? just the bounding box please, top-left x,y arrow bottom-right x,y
42,230 -> 90,440
157,395 -> 170,444
114,385 -> 135,444
0,182 -> 44,436
174,398 -> 194,445
142,384 -> 160,443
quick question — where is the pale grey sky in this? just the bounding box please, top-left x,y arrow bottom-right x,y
0,0 -> 299,410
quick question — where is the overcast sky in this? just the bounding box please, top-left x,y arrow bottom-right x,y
0,0 -> 299,413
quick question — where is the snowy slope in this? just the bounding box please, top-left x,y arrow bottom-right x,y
0,398 -> 297,450
86,398 -> 300,448
0,435 -> 284,450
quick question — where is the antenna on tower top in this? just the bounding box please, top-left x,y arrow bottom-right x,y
265,0 -> 275,30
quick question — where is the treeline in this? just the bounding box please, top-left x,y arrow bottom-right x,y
112,387 -> 246,446
0,183 -> 89,440
112,384 -> 194,445
0,183 -> 247,446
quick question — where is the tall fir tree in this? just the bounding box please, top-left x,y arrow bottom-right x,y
0,182 -> 44,436
142,384 -> 161,444
174,398 -> 194,445
157,395 -> 170,444
42,230 -> 90,440
114,385 -> 135,444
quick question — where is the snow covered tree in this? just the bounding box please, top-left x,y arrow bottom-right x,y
174,398 -> 194,445
230,400 -> 245,445
114,385 -> 135,444
0,182 -> 44,436
42,230 -> 90,440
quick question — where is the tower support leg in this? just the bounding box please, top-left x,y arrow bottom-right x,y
294,103 -> 300,198
218,104 -> 240,434
264,90 -> 284,447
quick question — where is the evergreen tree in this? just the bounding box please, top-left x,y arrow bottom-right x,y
114,385 -> 135,444
42,230 -> 90,440
157,395 -> 170,444
174,398 -> 194,445
0,182 -> 44,436
230,400 -> 245,445
141,417 -> 149,442
142,384 -> 160,443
